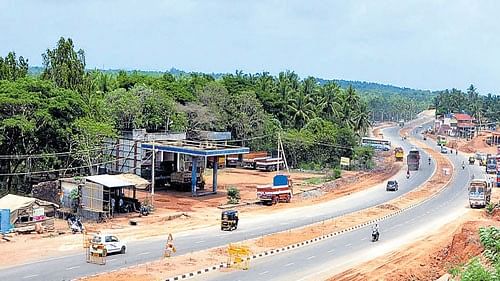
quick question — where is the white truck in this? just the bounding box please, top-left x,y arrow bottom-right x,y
468,178 -> 492,208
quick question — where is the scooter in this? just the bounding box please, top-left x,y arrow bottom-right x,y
371,229 -> 379,242
140,205 -> 151,216
67,216 -> 84,234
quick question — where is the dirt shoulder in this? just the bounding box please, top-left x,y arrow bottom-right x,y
80,130 -> 452,281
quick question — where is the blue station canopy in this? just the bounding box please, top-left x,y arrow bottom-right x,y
141,140 -> 249,157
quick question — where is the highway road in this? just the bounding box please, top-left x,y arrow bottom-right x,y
0,117 -> 436,281
197,128 -> 481,281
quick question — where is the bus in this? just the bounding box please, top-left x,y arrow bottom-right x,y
361,137 -> 391,151
437,135 -> 447,146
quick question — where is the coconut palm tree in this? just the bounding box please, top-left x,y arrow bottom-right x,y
288,91 -> 316,129
318,81 -> 342,121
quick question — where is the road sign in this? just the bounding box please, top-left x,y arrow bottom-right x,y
340,157 -> 350,166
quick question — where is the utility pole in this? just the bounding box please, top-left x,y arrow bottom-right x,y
151,143 -> 155,202
277,132 -> 280,174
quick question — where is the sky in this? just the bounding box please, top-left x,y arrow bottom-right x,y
1,0 -> 499,93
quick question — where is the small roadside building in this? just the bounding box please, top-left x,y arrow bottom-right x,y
0,194 -> 58,227
79,174 -> 150,220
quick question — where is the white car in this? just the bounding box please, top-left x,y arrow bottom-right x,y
440,147 -> 448,154
91,234 -> 127,255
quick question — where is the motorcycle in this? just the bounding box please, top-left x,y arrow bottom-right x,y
371,229 -> 379,242
140,205 -> 151,216
67,216 -> 84,234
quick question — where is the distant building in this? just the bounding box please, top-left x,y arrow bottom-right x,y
435,113 -> 478,139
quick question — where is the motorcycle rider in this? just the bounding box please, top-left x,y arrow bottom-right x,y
428,157 -> 431,165
372,224 -> 380,241
406,169 -> 410,179
462,161 -> 465,170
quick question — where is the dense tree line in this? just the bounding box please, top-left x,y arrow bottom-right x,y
0,37 -> 426,194
434,84 -> 500,122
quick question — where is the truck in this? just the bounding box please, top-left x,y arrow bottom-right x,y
255,157 -> 284,171
485,155 -> 497,174
207,156 -> 226,169
256,174 -> 292,205
437,135 -> 447,146
407,148 -> 420,171
394,147 -> 404,161
242,151 -> 268,169
226,154 -> 239,167
468,178 -> 492,208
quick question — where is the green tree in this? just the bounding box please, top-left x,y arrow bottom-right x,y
42,37 -> 86,90
0,52 -> 29,81
72,117 -> 116,175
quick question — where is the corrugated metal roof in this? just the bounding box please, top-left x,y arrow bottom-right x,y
85,174 -> 134,188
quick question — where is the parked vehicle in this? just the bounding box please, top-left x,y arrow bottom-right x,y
485,155 -> 497,174
67,216 -> 84,234
440,146 -> 448,154
91,234 -> 127,255
220,210 -> 239,231
468,178 -> 492,208
386,180 -> 399,191
255,157 -> 284,172
242,152 -> 269,169
257,175 -> 292,205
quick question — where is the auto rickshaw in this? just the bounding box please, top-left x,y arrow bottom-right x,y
468,156 -> 475,165
221,210 -> 239,231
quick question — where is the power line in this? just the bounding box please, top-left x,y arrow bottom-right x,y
0,143 -> 123,160
280,135 -> 355,151
0,151 -> 154,177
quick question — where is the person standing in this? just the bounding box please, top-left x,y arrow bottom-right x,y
110,197 -> 115,217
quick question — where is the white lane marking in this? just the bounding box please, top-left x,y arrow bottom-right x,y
345,243 -> 353,247
259,271 -> 269,275
328,249 -> 335,253
280,222 -> 290,225
23,275 -> 39,279
137,251 -> 151,256
306,255 -> 316,260
108,258 -> 117,262
66,265 -> 80,270
195,240 -> 205,244
284,262 -> 295,267
361,237 -> 367,241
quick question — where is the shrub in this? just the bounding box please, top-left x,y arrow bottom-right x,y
227,187 -> 241,204
485,202 -> 497,216
460,258 -> 494,281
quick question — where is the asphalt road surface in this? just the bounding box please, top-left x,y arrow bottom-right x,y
197,131 -> 481,281
0,118 -> 436,281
